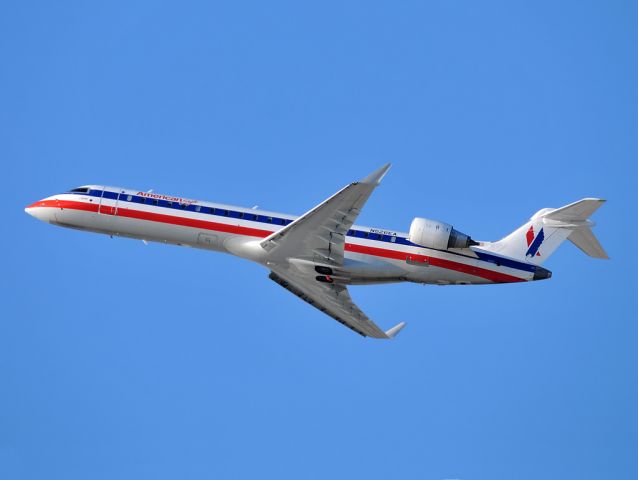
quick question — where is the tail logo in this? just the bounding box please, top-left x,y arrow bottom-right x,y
525,226 -> 544,258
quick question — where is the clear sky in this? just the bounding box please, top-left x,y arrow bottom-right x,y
2,1 -> 636,479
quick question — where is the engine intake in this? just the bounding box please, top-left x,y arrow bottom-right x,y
408,217 -> 477,250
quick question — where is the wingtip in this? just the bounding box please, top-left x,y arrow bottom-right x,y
385,321 -> 406,339
362,163 -> 392,185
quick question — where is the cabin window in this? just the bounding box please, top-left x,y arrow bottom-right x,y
195,206 -> 201,212
390,236 -> 397,243
126,195 -> 132,201
179,203 -> 187,209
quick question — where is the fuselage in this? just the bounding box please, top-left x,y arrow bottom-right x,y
25,185 -> 549,285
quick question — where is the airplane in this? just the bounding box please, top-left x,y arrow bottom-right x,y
25,164 -> 608,339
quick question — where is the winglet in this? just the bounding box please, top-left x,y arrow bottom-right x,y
361,163 -> 392,185
385,321 -> 406,339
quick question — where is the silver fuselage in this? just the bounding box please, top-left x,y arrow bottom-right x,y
26,185 -> 543,285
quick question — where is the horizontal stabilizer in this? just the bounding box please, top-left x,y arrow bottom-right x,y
544,198 -> 606,222
385,322 -> 406,339
568,227 -> 609,259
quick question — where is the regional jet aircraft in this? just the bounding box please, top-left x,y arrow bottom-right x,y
25,165 -> 607,339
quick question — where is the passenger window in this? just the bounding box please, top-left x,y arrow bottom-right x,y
390,236 -> 397,243
126,195 -> 132,201
152,199 -> 159,206
195,206 -> 201,212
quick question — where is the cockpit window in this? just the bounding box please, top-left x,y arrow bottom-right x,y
69,187 -> 89,193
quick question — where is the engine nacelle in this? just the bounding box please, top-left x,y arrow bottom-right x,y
408,217 -> 477,250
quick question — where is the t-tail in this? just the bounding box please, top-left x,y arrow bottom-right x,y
478,198 -> 609,266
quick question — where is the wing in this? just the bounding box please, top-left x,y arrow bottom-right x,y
261,163 -> 391,265
269,269 -> 405,339
262,164 -> 405,338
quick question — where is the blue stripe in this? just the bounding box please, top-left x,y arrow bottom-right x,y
68,188 -> 535,273
473,250 -> 537,273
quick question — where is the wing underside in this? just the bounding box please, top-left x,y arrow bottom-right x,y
269,270 -> 404,339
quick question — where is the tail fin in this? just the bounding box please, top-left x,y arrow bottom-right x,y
478,198 -> 608,265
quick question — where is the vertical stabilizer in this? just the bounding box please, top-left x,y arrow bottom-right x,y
477,198 -> 607,265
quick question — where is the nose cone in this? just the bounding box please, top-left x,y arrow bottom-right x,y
25,203 -> 36,216
25,200 -> 53,222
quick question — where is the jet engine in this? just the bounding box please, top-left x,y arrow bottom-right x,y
408,217 -> 478,250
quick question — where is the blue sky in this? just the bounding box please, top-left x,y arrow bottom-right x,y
2,1 -> 636,478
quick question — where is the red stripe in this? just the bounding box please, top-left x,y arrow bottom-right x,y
117,205 -> 274,238
345,243 -> 524,283
33,199 -> 525,283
